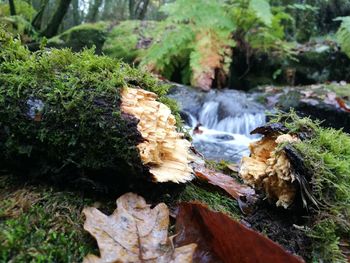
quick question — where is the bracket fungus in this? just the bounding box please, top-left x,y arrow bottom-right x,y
239,127 -> 300,208
121,87 -> 194,183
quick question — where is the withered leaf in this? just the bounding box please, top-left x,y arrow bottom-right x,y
174,202 -> 304,263
193,164 -> 255,201
191,29 -> 232,91
83,193 -> 196,263
335,97 -> 350,112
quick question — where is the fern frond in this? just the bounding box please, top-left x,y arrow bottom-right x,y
140,25 -> 194,79
249,0 -> 272,26
335,16 -> 350,58
190,29 -> 234,90
161,0 -> 235,30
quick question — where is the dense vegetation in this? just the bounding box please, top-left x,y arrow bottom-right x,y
1,0 -> 350,262
3,0 -> 350,88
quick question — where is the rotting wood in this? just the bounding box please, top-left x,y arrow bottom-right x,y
240,133 -> 300,208
121,87 -> 194,183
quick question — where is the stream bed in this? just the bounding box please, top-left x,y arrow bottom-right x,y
168,84 -> 267,163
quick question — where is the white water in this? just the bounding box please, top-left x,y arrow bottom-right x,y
168,85 -> 266,162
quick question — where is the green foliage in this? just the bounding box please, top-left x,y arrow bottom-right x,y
141,0 -> 293,88
141,0 -> 235,88
0,176 -> 97,262
230,0 -> 294,57
270,111 -> 350,262
0,0 -> 36,20
0,16 -> 38,41
249,0 -> 273,26
0,29 -> 178,182
335,16 -> 350,58
103,20 -> 165,64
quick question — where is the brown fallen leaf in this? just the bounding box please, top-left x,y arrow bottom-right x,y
193,164 -> 255,201
83,193 -> 196,263
335,97 -> 350,112
174,202 -> 305,263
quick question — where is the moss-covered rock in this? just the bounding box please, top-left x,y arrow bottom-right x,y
47,22 -> 109,54
258,83 -> 350,132
0,29 -> 179,188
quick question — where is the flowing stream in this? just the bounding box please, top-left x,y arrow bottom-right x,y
168,84 -> 267,163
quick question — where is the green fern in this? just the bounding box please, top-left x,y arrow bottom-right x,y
249,0 -> 273,26
140,0 -> 291,89
141,0 -> 235,89
335,16 -> 350,58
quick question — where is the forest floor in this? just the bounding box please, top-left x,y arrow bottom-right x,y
0,174 -> 101,262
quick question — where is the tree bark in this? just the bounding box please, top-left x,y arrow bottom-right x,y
139,0 -> 149,20
129,0 -> 149,20
86,0 -> 103,23
31,0 -> 49,31
129,0 -> 136,19
72,0 -> 81,25
41,0 -> 72,38
9,0 -> 16,16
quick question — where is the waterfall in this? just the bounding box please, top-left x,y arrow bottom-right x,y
215,113 -> 266,137
197,101 -> 265,137
168,84 -> 267,162
199,101 -> 219,128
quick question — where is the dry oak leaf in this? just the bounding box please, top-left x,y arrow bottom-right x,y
83,193 -> 196,263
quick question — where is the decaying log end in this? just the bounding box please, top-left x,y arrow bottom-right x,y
121,87 -> 194,184
240,133 -> 300,208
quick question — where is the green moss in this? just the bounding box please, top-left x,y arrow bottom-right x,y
179,183 -> 241,219
270,111 -> 350,262
0,175 -> 97,262
0,29 -> 180,184
48,22 -> 109,54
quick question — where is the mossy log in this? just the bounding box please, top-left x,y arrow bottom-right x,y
0,30 -> 193,185
239,112 -> 350,262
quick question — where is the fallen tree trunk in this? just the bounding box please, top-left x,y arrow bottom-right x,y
0,30 -> 193,185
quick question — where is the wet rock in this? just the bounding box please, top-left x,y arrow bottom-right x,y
260,84 -> 350,133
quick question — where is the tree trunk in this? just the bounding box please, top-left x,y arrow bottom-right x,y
72,0 -> 81,25
9,0 -> 16,16
41,0 -> 72,38
129,0 -> 149,20
86,0 -> 103,23
31,0 -> 49,31
129,0 -> 136,19
135,0 -> 149,20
